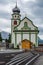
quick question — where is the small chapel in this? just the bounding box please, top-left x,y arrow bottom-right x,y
11,4 -> 39,49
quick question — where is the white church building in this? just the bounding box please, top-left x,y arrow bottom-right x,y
11,4 -> 39,48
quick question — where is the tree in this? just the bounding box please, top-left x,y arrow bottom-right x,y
5,39 -> 9,48
5,39 -> 8,42
8,33 -> 11,43
0,32 -> 2,42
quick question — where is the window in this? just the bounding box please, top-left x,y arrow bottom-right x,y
15,15 -> 16,17
14,20 -> 17,25
18,16 -> 19,18
24,22 -> 27,27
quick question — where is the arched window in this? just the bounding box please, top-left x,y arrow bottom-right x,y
15,15 -> 16,17
24,22 -> 28,27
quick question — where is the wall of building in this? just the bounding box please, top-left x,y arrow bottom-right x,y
17,18 -> 35,30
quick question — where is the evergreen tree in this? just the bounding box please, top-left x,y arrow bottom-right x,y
8,33 -> 11,43
0,32 -> 2,41
5,39 -> 9,48
5,39 -> 8,42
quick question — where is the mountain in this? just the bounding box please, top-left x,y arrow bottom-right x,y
1,31 -> 9,39
38,37 -> 43,44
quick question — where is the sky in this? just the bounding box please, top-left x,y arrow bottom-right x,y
0,0 -> 43,40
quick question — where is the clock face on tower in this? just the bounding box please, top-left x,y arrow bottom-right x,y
14,20 -> 17,25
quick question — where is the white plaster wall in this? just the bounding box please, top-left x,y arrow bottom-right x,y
12,32 -> 15,44
17,20 -> 20,25
36,35 -> 38,47
17,17 -> 35,30
23,34 -> 29,40
11,20 -> 15,44
31,34 -> 35,43
12,14 -> 20,20
17,34 -> 21,44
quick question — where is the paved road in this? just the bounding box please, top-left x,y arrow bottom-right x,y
33,55 -> 43,65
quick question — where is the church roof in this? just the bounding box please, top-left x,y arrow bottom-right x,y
21,17 -> 38,28
13,5 -> 20,13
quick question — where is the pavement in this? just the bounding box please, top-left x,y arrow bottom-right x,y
0,49 -> 23,53
33,55 -> 43,65
6,51 -> 37,65
0,49 -> 42,65
0,49 -> 24,65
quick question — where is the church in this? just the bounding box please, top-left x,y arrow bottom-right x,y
11,4 -> 39,49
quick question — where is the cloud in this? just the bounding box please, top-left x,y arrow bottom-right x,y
0,12 -> 11,20
0,0 -> 9,5
39,35 -> 43,40
0,0 -> 16,5
0,18 -> 11,27
0,0 -> 43,39
0,3 -> 16,19
38,27 -> 43,35
2,28 -> 11,33
0,18 -> 11,33
32,7 -> 43,18
0,4 -> 12,13
36,0 -> 43,7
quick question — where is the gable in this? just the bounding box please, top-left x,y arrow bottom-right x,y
14,17 -> 38,30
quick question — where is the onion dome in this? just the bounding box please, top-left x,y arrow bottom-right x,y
13,5 -> 20,13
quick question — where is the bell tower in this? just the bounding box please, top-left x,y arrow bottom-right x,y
11,4 -> 21,48
11,4 -> 21,27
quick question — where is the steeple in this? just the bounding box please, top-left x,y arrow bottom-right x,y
14,0 -> 17,8
12,1 -> 20,13
11,1 -> 21,27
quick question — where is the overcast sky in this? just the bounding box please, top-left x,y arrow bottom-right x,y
0,0 -> 43,40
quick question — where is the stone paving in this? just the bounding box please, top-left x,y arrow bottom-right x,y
0,50 -> 24,65
6,52 -> 34,65
33,55 -> 43,65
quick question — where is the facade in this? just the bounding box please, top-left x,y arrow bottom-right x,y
11,5 -> 39,48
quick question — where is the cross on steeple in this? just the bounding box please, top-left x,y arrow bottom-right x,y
16,0 -> 17,7
13,0 -> 20,13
